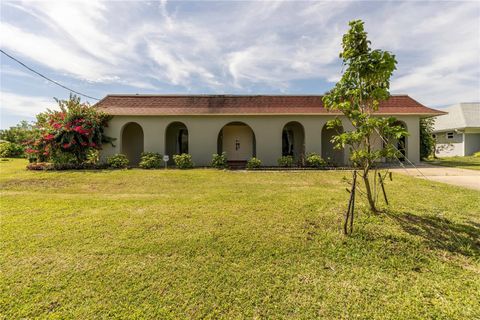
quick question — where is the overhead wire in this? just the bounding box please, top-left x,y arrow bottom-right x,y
0,49 -> 100,101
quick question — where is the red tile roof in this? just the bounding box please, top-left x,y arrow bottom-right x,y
95,94 -> 446,116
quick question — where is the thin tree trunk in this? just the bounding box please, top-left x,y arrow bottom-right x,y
362,170 -> 378,213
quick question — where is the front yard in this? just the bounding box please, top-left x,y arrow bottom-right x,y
426,156 -> 480,171
1,159 -> 479,319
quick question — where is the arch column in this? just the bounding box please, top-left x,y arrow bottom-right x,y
303,119 -> 326,156
253,124 -> 282,166
187,119 -> 219,166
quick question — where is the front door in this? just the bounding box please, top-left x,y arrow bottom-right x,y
222,125 -> 253,161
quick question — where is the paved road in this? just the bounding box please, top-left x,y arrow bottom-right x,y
390,164 -> 480,191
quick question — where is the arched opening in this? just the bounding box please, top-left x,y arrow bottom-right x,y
165,122 -> 189,164
282,121 -> 305,162
393,121 -> 408,161
121,122 -> 144,165
321,123 -> 344,166
217,122 -> 256,163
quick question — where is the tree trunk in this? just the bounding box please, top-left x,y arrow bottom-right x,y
362,170 -> 378,213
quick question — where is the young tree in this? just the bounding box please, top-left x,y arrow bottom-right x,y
323,20 -> 407,214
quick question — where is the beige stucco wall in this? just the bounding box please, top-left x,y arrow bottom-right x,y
101,115 -> 421,166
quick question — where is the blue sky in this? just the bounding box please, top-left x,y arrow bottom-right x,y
1,0 -> 479,129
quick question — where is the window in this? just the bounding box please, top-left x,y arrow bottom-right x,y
446,132 -> 454,139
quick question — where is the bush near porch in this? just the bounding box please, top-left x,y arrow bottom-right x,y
1,158 -> 479,319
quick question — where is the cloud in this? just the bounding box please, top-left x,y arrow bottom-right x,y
0,91 -> 57,118
0,0 -> 478,109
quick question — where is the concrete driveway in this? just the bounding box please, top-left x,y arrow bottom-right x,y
390,164 -> 480,191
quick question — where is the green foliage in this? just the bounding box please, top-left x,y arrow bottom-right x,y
0,141 -> 24,158
107,154 -> 129,169
420,118 -> 436,159
211,152 -> 228,169
246,157 -> 262,169
323,20 -> 407,213
50,150 -> 78,165
24,94 -> 114,164
277,155 -> 295,167
85,149 -> 100,165
173,153 -> 194,169
0,120 -> 35,145
305,152 -> 326,168
139,152 -> 163,169
474,152 -> 480,158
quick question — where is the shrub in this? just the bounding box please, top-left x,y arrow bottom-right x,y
139,152 -> 163,169
50,150 -> 78,165
474,151 -> 480,158
24,94 -> 114,165
246,157 -> 261,169
305,152 -> 326,168
85,149 -> 100,164
0,141 -> 24,158
211,152 -> 227,169
277,155 -> 295,167
173,153 -> 194,169
107,154 -> 129,169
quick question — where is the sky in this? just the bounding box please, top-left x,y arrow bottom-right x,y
1,0 -> 479,129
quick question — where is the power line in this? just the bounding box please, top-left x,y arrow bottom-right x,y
0,49 -> 100,101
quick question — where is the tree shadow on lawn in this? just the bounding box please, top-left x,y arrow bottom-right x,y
389,211 -> 480,258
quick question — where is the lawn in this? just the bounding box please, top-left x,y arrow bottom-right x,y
426,156 -> 480,171
1,159 -> 479,319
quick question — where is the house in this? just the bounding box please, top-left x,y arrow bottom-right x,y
433,103 -> 480,157
95,94 -> 444,167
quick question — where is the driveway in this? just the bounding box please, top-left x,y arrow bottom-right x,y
390,164 -> 480,191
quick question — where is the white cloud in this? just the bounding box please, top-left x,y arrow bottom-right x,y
0,23 -> 112,81
0,0 -> 478,108
0,91 -> 57,118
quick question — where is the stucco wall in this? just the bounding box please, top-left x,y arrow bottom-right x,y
464,132 -> 480,156
435,131 -> 464,157
101,115 -> 421,166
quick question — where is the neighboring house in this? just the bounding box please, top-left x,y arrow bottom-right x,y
96,94 -> 444,166
433,103 -> 480,157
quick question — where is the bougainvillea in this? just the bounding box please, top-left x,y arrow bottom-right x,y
25,94 -> 114,164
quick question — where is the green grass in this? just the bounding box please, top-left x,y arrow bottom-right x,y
1,158 -> 479,319
426,156 -> 480,171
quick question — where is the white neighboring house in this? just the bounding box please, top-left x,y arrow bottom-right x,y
433,103 -> 480,157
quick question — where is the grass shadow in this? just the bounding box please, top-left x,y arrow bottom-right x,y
390,211 -> 480,258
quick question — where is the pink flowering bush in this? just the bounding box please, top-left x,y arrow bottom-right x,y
25,94 -> 113,165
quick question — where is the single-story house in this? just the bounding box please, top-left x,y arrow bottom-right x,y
433,103 -> 480,157
96,94 -> 444,167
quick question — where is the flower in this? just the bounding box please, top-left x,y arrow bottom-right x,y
52,123 -> 62,129
74,126 -> 90,135
62,143 -> 71,149
44,134 -> 55,141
